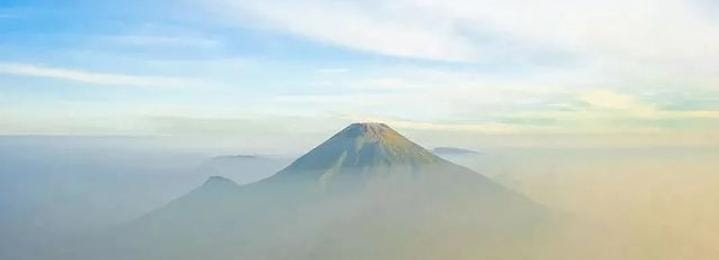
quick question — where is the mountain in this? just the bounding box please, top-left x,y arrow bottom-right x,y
432,146 -> 480,155
195,154 -> 290,185
265,123 -> 445,190
69,123 -> 551,260
277,123 -> 441,173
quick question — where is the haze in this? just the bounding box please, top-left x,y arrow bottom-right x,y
1,0 -> 718,259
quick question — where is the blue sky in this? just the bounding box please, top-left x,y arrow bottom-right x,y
1,0 -> 719,149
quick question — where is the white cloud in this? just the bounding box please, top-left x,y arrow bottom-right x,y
578,90 -> 654,112
200,0 -> 719,135
206,0 -> 719,94
269,66 -> 719,135
0,63 -> 196,88
209,0 -> 719,63
5,1 -> 719,139
209,1 -> 483,61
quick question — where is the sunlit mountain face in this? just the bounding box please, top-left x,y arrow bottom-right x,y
267,122 -> 450,190
57,123 -> 550,260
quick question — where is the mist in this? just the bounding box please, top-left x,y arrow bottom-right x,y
1,136 -> 717,259
442,146 -> 719,259
0,136 -> 290,259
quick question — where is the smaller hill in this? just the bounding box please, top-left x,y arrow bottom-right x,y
432,146 -> 479,155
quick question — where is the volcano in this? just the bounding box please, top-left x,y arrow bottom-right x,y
276,122 -> 442,174
76,123 -> 550,260
265,123 -> 474,189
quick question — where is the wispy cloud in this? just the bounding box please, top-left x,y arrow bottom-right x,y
209,0 -> 719,64
2,1 -> 719,140
271,69 -> 719,135
211,1 -> 483,62
577,90 -> 656,113
0,63 -> 195,88
206,0 -> 719,98
99,35 -> 223,49
315,68 -> 349,74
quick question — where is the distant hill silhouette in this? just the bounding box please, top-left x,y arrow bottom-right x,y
432,146 -> 480,155
196,154 -> 290,185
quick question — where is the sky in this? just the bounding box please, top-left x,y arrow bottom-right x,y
1,0 -> 719,150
